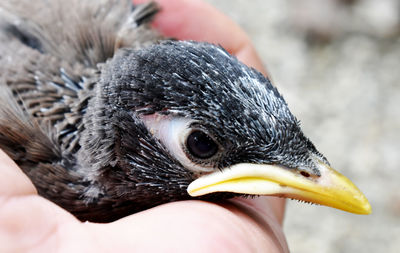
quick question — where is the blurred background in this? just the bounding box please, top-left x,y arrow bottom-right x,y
205,0 -> 400,252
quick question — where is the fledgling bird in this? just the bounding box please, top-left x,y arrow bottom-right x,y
0,0 -> 371,222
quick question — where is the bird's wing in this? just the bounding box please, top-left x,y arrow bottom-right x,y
0,0 -> 161,67
0,87 -> 61,165
0,87 -> 89,208
0,0 -> 160,163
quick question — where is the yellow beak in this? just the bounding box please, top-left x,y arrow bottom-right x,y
187,161 -> 371,214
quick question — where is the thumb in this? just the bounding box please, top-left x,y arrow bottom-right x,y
0,149 -> 37,197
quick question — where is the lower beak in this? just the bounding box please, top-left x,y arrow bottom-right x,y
187,162 -> 371,214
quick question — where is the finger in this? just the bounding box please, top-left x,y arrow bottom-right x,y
86,200 -> 288,252
134,0 -> 267,75
0,149 -> 37,197
222,199 -> 289,253
230,196 -> 286,233
0,195 -> 80,252
0,151 -> 83,252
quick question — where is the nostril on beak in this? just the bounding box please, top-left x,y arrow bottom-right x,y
300,171 -> 311,178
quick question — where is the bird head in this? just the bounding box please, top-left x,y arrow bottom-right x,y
94,40 -> 370,215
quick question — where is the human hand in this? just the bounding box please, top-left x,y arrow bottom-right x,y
0,0 -> 288,252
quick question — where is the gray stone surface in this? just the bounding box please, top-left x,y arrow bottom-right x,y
205,0 -> 400,252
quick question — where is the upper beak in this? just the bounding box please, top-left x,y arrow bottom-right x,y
187,159 -> 371,215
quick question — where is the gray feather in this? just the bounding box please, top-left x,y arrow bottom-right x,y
0,87 -> 60,163
0,0 -> 161,66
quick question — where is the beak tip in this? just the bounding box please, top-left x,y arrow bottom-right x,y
343,191 -> 372,215
360,201 -> 372,215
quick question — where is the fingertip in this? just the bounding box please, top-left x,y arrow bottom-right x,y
227,197 -> 289,252
134,0 -> 268,75
235,41 -> 270,76
134,0 -> 246,50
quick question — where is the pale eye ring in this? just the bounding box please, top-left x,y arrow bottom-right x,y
186,130 -> 218,159
141,114 -> 217,172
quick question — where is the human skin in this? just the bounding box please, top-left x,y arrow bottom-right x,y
0,0 -> 289,252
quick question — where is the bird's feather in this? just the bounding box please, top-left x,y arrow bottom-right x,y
0,0 -> 161,66
0,87 -> 60,164
0,0 -> 160,158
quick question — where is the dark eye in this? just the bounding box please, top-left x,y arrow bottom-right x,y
186,130 -> 218,159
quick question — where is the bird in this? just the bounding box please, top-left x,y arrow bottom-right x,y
0,0 -> 371,222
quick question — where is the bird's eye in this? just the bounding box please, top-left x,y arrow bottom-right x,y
186,130 -> 218,159
140,115 -> 219,172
